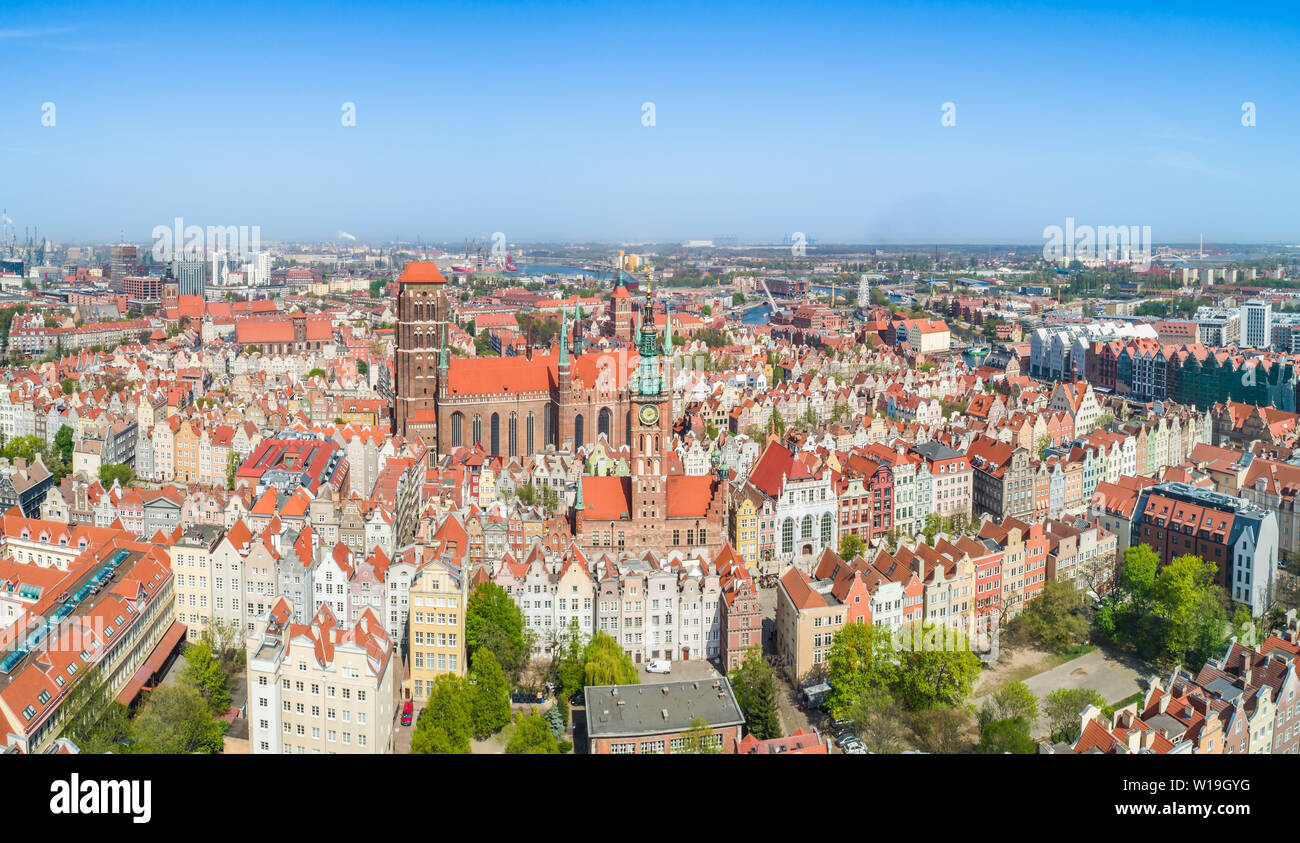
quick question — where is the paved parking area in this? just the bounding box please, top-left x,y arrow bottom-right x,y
1022,647 -> 1151,738
636,658 -> 720,684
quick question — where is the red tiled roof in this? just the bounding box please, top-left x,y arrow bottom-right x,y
399,262 -> 447,284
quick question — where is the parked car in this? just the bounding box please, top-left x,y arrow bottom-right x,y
646,659 -> 672,674
400,700 -> 413,726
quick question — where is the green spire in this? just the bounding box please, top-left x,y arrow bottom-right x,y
574,472 -> 584,510
438,324 -> 449,370
558,307 -> 569,367
662,301 -> 673,355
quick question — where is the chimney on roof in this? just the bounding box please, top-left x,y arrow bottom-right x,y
1243,663 -> 1252,687
1158,691 -> 1170,714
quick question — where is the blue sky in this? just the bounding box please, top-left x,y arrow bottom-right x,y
2,0 -> 1298,245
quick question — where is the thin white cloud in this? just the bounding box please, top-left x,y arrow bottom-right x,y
1148,147 -> 1233,178
1147,126 -> 1215,145
0,27 -> 75,39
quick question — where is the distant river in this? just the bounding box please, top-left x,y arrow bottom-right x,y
515,263 -> 613,280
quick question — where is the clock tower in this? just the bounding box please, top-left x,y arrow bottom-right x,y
630,291 -> 672,524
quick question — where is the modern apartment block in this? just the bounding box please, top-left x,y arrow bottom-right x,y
1241,299 -> 1273,350
1133,481 -> 1278,615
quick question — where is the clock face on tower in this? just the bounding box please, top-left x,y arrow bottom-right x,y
638,403 -> 660,426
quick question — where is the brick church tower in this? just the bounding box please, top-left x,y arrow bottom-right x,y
630,291 -> 672,523
610,270 -> 634,342
393,261 -> 449,449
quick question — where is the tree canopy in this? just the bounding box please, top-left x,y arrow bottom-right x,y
1093,545 -> 1234,666
411,674 -> 473,754
98,463 -> 134,488
1011,579 -> 1090,654
129,685 -> 225,754
466,582 -> 530,681
181,639 -> 232,714
827,621 -> 981,719
469,649 -> 511,738
582,631 -> 639,687
729,647 -> 782,740
1043,687 -> 1106,744
506,708 -> 560,754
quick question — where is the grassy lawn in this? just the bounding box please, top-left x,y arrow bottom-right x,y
493,722 -> 516,747
1106,691 -> 1144,713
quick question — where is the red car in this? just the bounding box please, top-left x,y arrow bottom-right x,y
401,700 -> 413,726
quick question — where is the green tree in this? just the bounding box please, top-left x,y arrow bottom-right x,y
582,631 -> 639,687
680,716 -> 723,754
825,621 -> 897,720
1093,545 -> 1230,666
922,512 -> 943,544
979,681 -> 1038,727
849,685 -> 909,753
977,716 -> 1036,754
729,646 -> 782,740
544,702 -> 567,738
838,532 -> 866,561
891,624 -> 981,711
554,618 -> 587,701
356,360 -> 369,376
1158,554 -> 1231,666
505,708 -> 560,754
469,649 -> 511,738
2,435 -> 47,463
62,664 -> 129,753
1043,687 -> 1106,743
181,639 -> 232,714
1013,579 -> 1090,653
60,378 -> 76,395
411,675 -> 473,754
466,582 -> 529,681
98,463 -> 134,488
130,684 -> 226,754
307,367 -> 328,379
226,451 -> 239,490
909,706 -> 971,754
